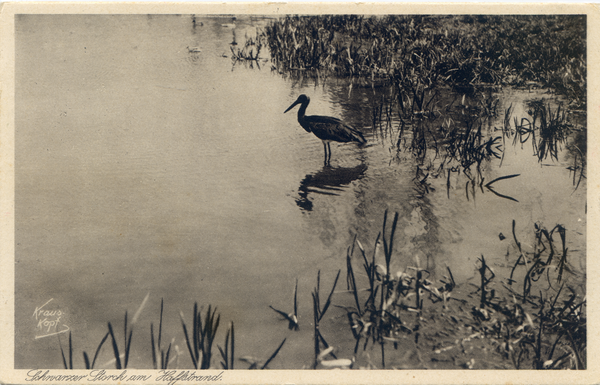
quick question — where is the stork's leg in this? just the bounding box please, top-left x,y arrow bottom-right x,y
326,142 -> 332,165
323,141 -> 329,166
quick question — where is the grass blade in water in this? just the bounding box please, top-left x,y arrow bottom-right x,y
151,324 -> 157,369
91,332 -> 109,369
320,270 -> 341,322
159,298 -> 164,348
123,311 -> 128,358
107,322 -> 122,369
294,278 -> 298,322
125,327 -> 133,368
83,352 -> 91,370
261,338 -> 287,369
68,331 -> 73,369
180,312 -> 198,369
230,322 -> 235,369
58,334 -> 68,369
346,249 -> 361,314
484,173 -> 520,188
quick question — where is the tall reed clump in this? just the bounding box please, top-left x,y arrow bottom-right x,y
477,220 -> 586,369
262,15 -> 585,107
181,303 -> 220,369
343,210 -> 456,368
340,212 -> 584,369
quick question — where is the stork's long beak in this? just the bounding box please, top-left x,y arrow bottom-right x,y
284,98 -> 301,113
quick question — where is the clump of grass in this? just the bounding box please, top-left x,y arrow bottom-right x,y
264,15 -> 585,106
506,99 -> 582,182
107,313 -> 133,369
476,220 -> 586,369
344,211 -> 430,367
180,303 -> 220,369
230,29 -> 266,63
520,100 -> 573,162
339,212 -> 584,369
56,322 -> 111,369
507,221 -> 571,303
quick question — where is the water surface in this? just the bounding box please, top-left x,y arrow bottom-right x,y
15,15 -> 585,369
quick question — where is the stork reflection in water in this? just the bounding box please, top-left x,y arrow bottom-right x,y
284,94 -> 366,165
296,164 -> 368,211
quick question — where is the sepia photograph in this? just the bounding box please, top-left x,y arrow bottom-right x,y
1,2 -> 597,384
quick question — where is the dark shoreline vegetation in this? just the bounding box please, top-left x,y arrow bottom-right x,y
56,15 -> 585,370
262,15 -> 586,108
58,212 -> 586,370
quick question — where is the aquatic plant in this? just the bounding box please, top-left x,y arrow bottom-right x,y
107,313 -> 133,369
230,29 -> 266,63
180,303 -> 220,369
337,211 -> 585,369
342,210 -> 455,368
51,210 -> 583,371
269,278 -> 299,331
262,15 -> 585,106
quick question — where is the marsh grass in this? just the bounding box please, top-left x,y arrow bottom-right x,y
54,212 -> 583,371
180,303 -> 220,369
336,212 -> 585,369
56,322 -> 111,369
342,210 -> 455,367
230,29 -> 266,65
53,219 -> 584,370
263,15 -> 585,107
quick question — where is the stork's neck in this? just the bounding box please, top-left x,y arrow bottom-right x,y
297,99 -> 309,123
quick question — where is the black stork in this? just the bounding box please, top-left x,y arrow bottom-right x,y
284,94 -> 366,165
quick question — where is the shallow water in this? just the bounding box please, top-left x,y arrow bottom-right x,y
15,15 -> 585,369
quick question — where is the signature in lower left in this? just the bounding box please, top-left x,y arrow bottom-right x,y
33,298 -> 70,339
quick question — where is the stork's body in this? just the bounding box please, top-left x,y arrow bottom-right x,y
284,94 -> 366,165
